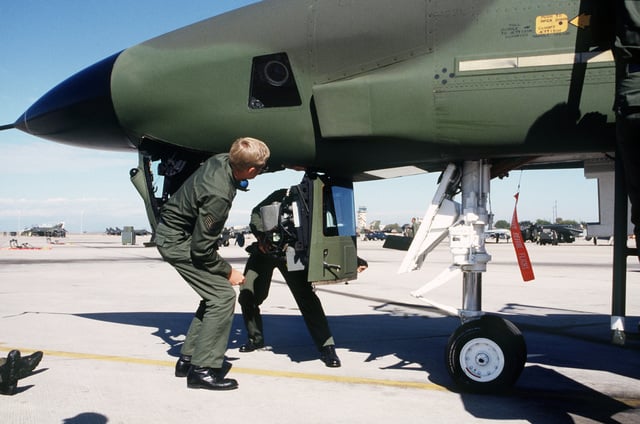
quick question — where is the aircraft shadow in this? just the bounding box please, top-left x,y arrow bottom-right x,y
76,308 -> 640,423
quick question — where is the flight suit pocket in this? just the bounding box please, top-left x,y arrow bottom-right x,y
155,228 -> 191,263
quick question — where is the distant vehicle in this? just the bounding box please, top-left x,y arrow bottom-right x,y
484,229 -> 511,243
364,231 -> 387,241
216,228 -> 232,247
235,231 -> 245,247
106,227 -> 150,236
536,228 -> 558,246
522,224 -> 581,244
22,222 -> 66,237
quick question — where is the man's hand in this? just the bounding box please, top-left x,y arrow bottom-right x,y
228,268 -> 245,286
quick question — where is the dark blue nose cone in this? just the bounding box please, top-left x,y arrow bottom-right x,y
14,52 -> 134,151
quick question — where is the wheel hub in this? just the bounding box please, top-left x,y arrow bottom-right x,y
460,337 -> 505,382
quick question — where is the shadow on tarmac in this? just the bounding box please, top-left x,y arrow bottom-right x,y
62,412 -> 108,424
75,308 -> 640,423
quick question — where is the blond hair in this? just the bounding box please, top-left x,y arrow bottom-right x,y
229,137 -> 270,170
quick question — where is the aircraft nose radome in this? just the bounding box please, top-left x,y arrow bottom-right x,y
14,52 -> 135,151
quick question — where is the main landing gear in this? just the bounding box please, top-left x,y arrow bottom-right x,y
445,314 -> 526,393
400,161 -> 527,393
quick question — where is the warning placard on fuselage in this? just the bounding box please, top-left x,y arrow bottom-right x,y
535,14 -> 569,35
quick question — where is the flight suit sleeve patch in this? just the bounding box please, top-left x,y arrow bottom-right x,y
203,214 -> 216,233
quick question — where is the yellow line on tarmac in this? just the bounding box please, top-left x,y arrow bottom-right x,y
231,366 -> 448,391
6,346 -> 640,408
1,346 -> 447,392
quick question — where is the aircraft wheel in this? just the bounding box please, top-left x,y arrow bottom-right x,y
445,315 -> 526,393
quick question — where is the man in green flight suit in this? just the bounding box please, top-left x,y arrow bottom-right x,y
156,137 -> 270,391
614,2 -> 640,255
237,186 -> 368,367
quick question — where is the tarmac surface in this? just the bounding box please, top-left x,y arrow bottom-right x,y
1,233 -> 640,423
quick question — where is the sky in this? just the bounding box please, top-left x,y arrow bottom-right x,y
0,1 -> 602,234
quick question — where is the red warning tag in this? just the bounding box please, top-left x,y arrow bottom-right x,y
510,193 -> 535,282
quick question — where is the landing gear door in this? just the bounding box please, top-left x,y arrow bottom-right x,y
307,175 -> 358,284
130,153 -> 160,234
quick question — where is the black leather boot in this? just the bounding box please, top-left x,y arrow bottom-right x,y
239,340 -> 264,352
0,350 -> 21,395
187,366 -> 238,390
17,351 -> 43,379
320,345 -> 341,368
175,355 -> 192,377
176,355 -> 232,378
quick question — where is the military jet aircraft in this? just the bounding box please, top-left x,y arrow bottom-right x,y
21,222 -> 66,238
0,0 -> 627,393
105,227 -> 122,236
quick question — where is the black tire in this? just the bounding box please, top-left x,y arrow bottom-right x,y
445,315 -> 526,393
